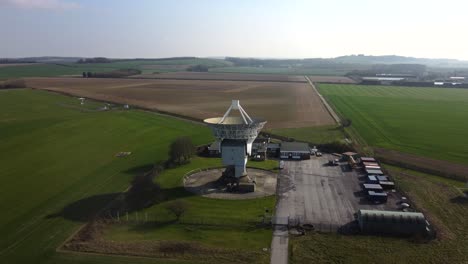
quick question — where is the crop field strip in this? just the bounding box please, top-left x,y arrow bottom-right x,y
317,84 -> 468,166
26,77 -> 335,129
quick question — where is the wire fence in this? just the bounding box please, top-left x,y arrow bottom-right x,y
101,210 -> 268,228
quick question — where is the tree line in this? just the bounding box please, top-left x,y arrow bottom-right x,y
77,57 -> 111,64
82,69 -> 141,78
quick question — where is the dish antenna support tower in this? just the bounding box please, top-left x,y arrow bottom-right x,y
204,100 -> 266,185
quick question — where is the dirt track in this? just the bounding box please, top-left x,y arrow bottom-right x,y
26,77 -> 335,129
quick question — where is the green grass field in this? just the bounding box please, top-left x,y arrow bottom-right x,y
290,165 -> 468,264
0,89 -> 215,263
268,125 -> 345,145
317,84 -> 468,165
0,58 -> 232,78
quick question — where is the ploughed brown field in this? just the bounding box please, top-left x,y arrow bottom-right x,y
132,71 -> 307,82
26,77 -> 335,129
307,75 -> 356,83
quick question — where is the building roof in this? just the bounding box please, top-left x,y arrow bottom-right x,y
368,191 -> 387,196
366,169 -> 384,175
358,209 -> 425,223
362,77 -> 406,81
363,183 -> 383,190
267,143 -> 280,149
361,157 -> 376,162
280,142 -> 310,153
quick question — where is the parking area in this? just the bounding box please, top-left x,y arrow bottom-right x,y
277,154 -> 400,232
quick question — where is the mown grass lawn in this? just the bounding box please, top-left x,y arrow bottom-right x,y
0,89 -> 213,264
317,84 -> 468,165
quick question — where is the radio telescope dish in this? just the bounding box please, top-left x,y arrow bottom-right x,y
204,100 -> 266,181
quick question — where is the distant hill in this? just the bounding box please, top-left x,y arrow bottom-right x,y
331,55 -> 468,67
20,57 -> 83,63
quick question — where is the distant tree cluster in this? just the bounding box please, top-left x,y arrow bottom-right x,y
186,64 -> 209,72
0,59 -> 36,64
347,64 -> 427,77
77,57 -> 111,64
168,136 -> 195,165
0,79 -> 26,89
82,69 -> 141,78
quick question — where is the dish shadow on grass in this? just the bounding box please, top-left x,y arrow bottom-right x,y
46,186 -> 197,222
46,193 -> 121,222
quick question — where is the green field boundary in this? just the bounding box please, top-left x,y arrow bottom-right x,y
316,84 -> 468,181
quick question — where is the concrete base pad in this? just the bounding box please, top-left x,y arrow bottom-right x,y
184,168 -> 277,200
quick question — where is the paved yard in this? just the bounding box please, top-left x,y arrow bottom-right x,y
278,154 -> 389,232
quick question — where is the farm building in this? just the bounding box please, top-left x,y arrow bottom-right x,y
251,137 -> 269,160
357,209 -> 428,236
280,142 -> 310,160
361,77 -> 407,85
267,143 -> 280,157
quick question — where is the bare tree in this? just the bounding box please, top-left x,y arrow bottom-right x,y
165,200 -> 189,221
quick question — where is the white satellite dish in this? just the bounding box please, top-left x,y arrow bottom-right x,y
204,100 -> 266,178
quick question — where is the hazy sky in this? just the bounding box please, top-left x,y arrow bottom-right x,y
1,0 -> 468,60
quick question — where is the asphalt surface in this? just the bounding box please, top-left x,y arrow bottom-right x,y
277,154 -> 387,232
270,154 -> 391,264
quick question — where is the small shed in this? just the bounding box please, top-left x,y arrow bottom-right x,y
376,175 -> 389,181
280,142 -> 310,160
366,168 -> 384,175
207,141 -> 221,156
363,162 -> 379,167
361,157 -> 376,163
367,175 -> 378,183
379,181 -> 395,190
367,191 -> 388,202
363,183 -> 383,191
357,210 -> 428,236
267,143 -> 280,157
